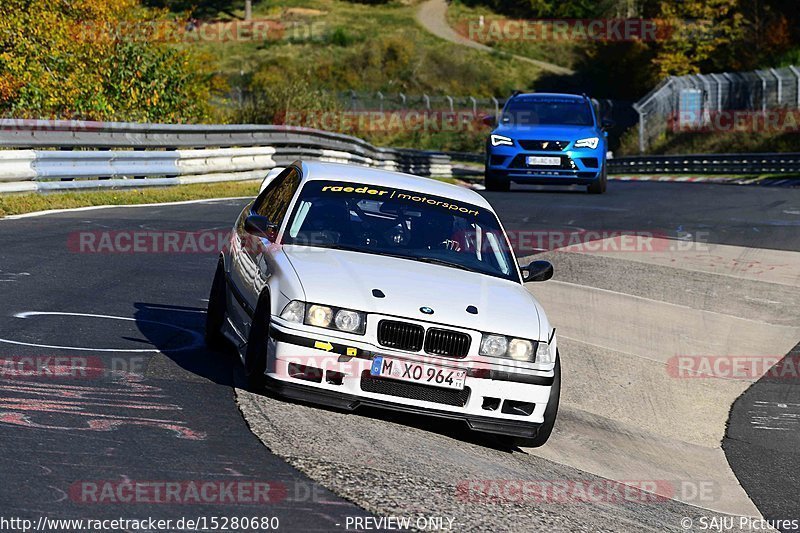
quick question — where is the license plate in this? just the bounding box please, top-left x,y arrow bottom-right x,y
526,156 -> 561,166
370,356 -> 466,390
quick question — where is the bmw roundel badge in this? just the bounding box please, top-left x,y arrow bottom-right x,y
420,306 -> 434,315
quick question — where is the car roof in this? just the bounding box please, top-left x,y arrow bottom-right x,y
297,160 -> 494,211
510,92 -> 586,101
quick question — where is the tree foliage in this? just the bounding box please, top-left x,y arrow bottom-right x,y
0,0 -> 222,121
652,0 -> 744,77
457,0 -> 800,93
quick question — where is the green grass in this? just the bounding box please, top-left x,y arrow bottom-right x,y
617,128 -> 800,156
445,1 -> 585,71
192,0 -> 540,95
0,180 -> 260,218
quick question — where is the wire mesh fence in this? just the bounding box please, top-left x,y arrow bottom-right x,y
634,65 -> 800,153
337,91 -> 506,115
336,92 -> 638,147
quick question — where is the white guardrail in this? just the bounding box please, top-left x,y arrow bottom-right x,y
0,120 -> 453,194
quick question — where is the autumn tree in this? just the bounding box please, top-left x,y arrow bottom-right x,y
0,0 -> 221,122
651,0 -> 745,76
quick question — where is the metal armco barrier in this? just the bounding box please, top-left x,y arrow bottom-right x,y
438,150 -> 800,176
0,120 -> 452,193
606,153 -> 800,175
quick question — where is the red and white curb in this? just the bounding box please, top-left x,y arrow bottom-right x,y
611,175 -> 799,186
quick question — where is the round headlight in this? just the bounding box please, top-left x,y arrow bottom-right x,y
306,305 -> 333,328
480,334 -> 508,358
334,309 -> 363,333
508,338 -> 534,361
280,300 -> 305,323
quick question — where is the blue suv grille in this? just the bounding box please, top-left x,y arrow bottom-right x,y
518,140 -> 569,151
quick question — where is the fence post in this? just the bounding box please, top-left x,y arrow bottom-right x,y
770,68 -> 782,106
376,91 -> 384,113
491,97 -> 499,118
789,66 -> 800,108
634,105 -> 646,154
755,71 -> 768,112
710,73 -> 724,111
446,95 -> 454,112
469,96 -> 477,115
697,74 -> 712,123
423,94 -> 431,110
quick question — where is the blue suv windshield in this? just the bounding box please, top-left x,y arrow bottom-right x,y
501,98 -> 594,127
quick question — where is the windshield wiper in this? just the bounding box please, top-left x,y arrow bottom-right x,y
291,243 -> 412,261
412,256 -> 477,273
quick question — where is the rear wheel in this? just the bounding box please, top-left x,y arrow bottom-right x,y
244,293 -> 271,391
587,166 -> 607,194
508,353 -> 560,448
484,171 -> 510,192
205,258 -> 228,351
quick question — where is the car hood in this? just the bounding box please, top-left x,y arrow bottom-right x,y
493,124 -> 598,140
283,247 -> 544,340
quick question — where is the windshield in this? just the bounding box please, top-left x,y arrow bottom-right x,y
501,98 -> 594,126
283,180 -> 519,282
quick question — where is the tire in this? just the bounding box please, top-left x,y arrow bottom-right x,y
508,352 -> 561,448
205,258 -> 228,351
244,292 -> 271,391
484,170 -> 510,192
587,165 -> 607,194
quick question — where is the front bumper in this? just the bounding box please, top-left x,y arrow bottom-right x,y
264,322 -> 555,437
487,144 -> 604,184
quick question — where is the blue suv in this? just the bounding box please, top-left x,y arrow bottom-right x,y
484,93 -> 611,194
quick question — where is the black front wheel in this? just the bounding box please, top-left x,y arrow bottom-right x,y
508,353 -> 561,448
244,293 -> 271,391
205,258 -> 228,351
587,166 -> 607,194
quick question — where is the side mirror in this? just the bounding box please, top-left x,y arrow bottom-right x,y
521,260 -> 554,282
601,118 -> 615,130
244,214 -> 279,242
260,167 -> 286,193
481,114 -> 496,127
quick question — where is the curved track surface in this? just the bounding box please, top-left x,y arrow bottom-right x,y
415,0 -> 575,75
1,181 -> 799,531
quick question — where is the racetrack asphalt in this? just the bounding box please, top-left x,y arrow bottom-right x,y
0,181 -> 799,531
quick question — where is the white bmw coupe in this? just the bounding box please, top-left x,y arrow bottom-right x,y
206,160 -> 560,446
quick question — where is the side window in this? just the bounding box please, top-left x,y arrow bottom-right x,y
252,168 -> 300,224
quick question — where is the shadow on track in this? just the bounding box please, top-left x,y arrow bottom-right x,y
132,302 -> 236,386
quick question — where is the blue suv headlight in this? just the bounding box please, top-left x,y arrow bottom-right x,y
490,134 -> 514,147
574,137 -> 599,149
